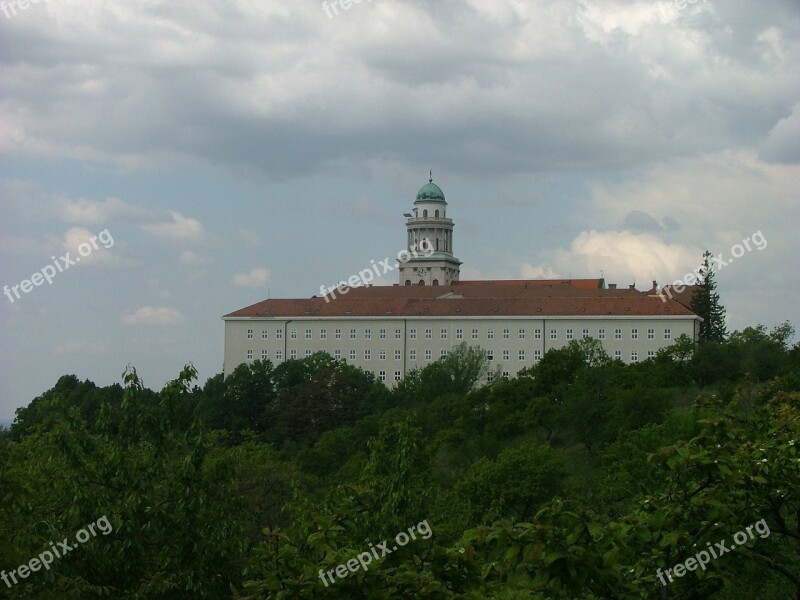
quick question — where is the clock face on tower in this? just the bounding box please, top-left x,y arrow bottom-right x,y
414,267 -> 430,276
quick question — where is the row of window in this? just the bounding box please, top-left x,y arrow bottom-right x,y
246,327 -> 674,341
245,347 -> 658,364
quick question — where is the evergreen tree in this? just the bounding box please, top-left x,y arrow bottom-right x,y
691,250 -> 727,341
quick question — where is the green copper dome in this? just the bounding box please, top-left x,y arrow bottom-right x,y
416,181 -> 446,202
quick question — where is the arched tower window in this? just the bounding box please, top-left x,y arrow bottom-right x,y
423,209 -> 428,218
435,210 -> 439,218
418,280 -> 425,286
405,280 -> 412,286
432,279 -> 439,286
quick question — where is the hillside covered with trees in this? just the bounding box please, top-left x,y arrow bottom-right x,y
1,324 -> 798,599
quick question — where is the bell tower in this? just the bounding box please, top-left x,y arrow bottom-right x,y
398,174 -> 462,286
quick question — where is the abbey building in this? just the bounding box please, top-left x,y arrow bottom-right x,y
223,179 -> 700,383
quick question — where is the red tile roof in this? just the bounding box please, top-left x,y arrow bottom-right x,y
224,279 -> 698,319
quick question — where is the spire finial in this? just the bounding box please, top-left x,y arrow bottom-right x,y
429,170 -> 433,183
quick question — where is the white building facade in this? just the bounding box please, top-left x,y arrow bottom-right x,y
223,180 -> 700,382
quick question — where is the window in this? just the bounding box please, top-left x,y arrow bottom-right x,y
631,328 -> 638,340
349,349 -> 356,361
647,350 -> 655,359
290,349 -> 297,359
410,349 -> 417,360
334,349 -> 341,359
379,350 -> 386,360
614,350 -> 622,360
664,328 -> 672,340
487,350 -> 494,361
410,329 -> 417,340
276,349 -> 283,360
290,329 -> 297,340
441,328 -> 447,339
320,329 -> 327,340
647,328 -> 655,340
365,329 -> 372,340
425,328 -> 432,339
503,371 -> 510,379
598,328 -> 606,340
550,328 -> 557,340
276,329 -> 283,340
440,349 -> 447,357
394,371 -> 402,382
487,371 -> 494,383
395,329 -> 402,339
502,349 -> 510,361
425,349 -> 432,361
246,349 -> 253,360
519,350 -> 526,361
380,329 -> 386,339
335,328 -> 341,339
614,328 -> 622,340
582,328 -> 590,339
364,350 -> 371,360
305,329 -> 312,340
379,370 -> 386,382
472,328 -> 478,339
631,351 -> 638,363
566,328 -> 574,340
247,329 -> 253,339
261,349 -> 268,360
534,349 -> 542,362
534,328 -> 542,340
456,328 -> 463,339
350,329 -> 357,340
503,328 -> 510,339
262,329 -> 268,339
395,349 -> 401,360
519,328 -> 526,339
305,349 -> 312,357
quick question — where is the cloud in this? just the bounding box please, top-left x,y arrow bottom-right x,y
522,229 -> 701,287
621,210 -> 663,233
141,211 -> 205,241
233,267 -> 270,288
122,306 -> 185,325
61,226 -> 117,265
759,102 -> 800,164
54,196 -> 149,225
179,250 -> 211,265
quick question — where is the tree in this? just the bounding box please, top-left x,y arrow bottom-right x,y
691,250 -> 727,342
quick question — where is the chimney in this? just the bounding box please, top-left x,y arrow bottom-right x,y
629,284 -> 636,289
652,280 -> 657,289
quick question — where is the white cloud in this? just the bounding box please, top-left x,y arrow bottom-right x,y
522,230 -> 700,287
122,306 -> 185,325
141,211 -> 205,241
61,226 -> 117,265
54,196 -> 149,225
233,267 -> 270,288
179,250 -> 210,265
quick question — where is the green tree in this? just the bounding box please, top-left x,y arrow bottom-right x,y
691,250 -> 727,342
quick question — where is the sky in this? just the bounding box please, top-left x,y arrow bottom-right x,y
1,0 -> 798,422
